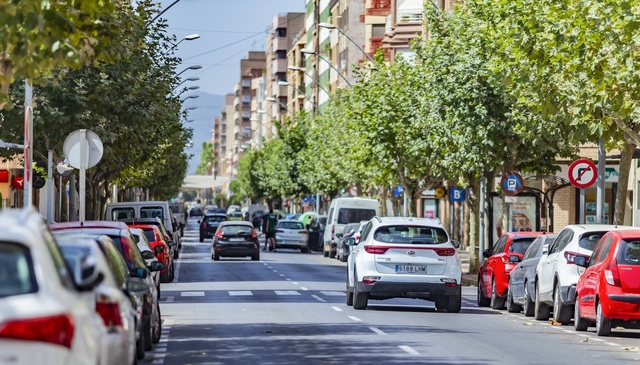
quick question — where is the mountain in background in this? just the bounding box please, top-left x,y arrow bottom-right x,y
181,91 -> 225,175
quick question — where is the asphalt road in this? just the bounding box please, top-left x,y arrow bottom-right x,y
144,218 -> 640,365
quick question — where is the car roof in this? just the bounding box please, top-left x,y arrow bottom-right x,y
50,220 -> 128,230
563,224 -> 635,233
501,231 -> 547,239
219,221 -> 252,227
608,228 -> 640,239
375,216 -> 444,227
206,213 -> 228,217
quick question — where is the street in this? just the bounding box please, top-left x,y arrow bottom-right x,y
148,218 -> 640,365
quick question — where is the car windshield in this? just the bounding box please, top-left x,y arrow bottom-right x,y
0,242 -> 37,298
143,229 -> 156,242
618,240 -> 640,265
279,221 -> 304,230
221,225 -> 253,235
509,238 -> 536,254
373,225 -> 448,244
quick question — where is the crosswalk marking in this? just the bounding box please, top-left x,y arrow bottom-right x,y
228,291 -> 253,296
274,290 -> 301,295
320,291 -> 344,296
181,291 -> 205,297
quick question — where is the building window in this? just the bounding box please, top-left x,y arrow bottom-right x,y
242,95 -> 251,106
242,79 -> 251,89
372,24 -> 385,38
275,28 -> 286,37
241,126 -> 251,137
242,110 -> 251,120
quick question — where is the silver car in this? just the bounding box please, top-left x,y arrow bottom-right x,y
275,220 -> 310,252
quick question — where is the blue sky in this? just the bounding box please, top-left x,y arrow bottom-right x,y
158,0 -> 305,96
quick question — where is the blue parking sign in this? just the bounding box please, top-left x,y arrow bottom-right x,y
449,188 -> 466,202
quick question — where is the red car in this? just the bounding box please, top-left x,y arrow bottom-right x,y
478,232 -> 546,309
574,229 -> 640,336
129,224 -> 174,283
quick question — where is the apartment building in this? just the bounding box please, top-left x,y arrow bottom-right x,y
303,0 -> 332,113
328,0 -> 366,92
286,30 -> 308,115
213,93 -> 235,178
364,0 -> 392,61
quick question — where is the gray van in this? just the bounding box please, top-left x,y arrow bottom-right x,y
106,201 -> 182,249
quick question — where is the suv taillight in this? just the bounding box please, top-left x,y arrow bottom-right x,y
434,248 -> 456,256
96,299 -> 123,329
201,222 -> 206,230
564,251 -> 580,264
251,230 -> 258,239
0,314 -> 74,348
364,245 -> 389,254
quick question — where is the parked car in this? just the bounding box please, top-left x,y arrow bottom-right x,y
49,220 -> 163,353
0,209 -> 106,365
189,206 -> 203,217
275,220 -> 310,252
106,201 -> 181,250
507,234 -> 558,315
169,202 -> 186,235
574,229 -> 640,336
55,234 -> 139,365
228,211 -> 244,222
324,198 -> 378,258
534,224 -> 632,324
129,225 -> 174,283
477,232 -> 545,309
199,213 -> 228,242
122,218 -> 178,260
346,217 -> 462,311
336,223 -> 361,262
307,215 -> 327,252
211,221 -> 260,261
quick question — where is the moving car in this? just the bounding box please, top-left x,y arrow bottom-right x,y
0,209 -> 106,365
275,220 -> 310,253
477,232 -> 545,309
534,224 -> 632,324
324,198 -> 378,258
189,206 -> 203,217
507,234 -> 557,315
211,221 -> 260,261
346,217 -> 462,312
336,223 -> 361,262
199,213 -> 228,242
574,229 -> 640,336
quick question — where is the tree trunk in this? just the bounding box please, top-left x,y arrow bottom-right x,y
0,56 -> 13,110
615,141 -> 636,225
379,187 -> 388,216
468,179 -> 480,274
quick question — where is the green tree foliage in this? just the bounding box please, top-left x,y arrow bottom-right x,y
196,141 -> 215,175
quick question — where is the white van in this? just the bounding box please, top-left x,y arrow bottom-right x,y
106,201 -> 181,247
323,198 -> 379,258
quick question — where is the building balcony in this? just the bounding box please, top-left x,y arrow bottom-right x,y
272,36 -> 288,52
366,0 -> 391,16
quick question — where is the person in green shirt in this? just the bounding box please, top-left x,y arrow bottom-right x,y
262,209 -> 279,251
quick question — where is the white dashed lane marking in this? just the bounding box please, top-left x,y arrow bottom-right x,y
181,291 -> 205,297
369,327 -> 387,335
274,290 -> 301,295
331,306 -> 343,312
312,295 -> 327,303
348,316 -> 362,322
229,291 -> 253,296
398,345 -> 420,355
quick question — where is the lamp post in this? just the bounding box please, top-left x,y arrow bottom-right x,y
318,22 -> 375,65
177,85 -> 200,96
300,48 -> 352,87
265,97 -> 288,111
165,33 -> 200,55
173,76 -> 199,91
287,66 -> 330,97
181,94 -> 199,103
151,0 -> 184,23
177,65 -> 202,77
0,138 -> 25,150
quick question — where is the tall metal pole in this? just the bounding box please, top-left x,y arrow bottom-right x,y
79,129 -> 87,222
47,150 -> 53,223
24,80 -> 33,207
597,137 -> 605,224
313,0 -> 320,116
479,176 -> 485,264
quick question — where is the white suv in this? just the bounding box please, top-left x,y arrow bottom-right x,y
534,224 -> 632,323
346,217 -> 462,312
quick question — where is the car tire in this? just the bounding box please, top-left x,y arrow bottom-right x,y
447,287 -> 462,313
213,252 -> 220,261
323,245 -> 329,257
595,301 -> 612,336
173,248 -> 179,260
199,235 -> 204,242
506,286 -> 522,313
329,248 -> 336,259
252,253 -> 260,261
144,318 -> 152,351
346,274 -> 354,306
553,284 -> 572,325
574,299 -> 589,332
301,247 -> 309,253
170,262 -> 175,282
477,279 -> 490,307
152,305 -> 161,344
160,269 -> 170,283
523,281 -> 534,317
352,271 -> 368,310
534,282 -> 550,320
136,328 -> 145,360
490,279 -> 505,310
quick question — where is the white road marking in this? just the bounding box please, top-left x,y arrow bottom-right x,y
279,274 -> 285,277
605,342 -> 621,347
347,316 -> 362,322
576,334 -> 589,337
562,330 -> 573,334
320,291 -> 345,296
286,278 -> 292,281
275,290 -> 301,295
292,282 -> 299,285
300,287 -> 308,291
331,306 -> 343,312
590,338 -> 605,342
165,296 -> 174,303
398,345 -> 420,355
155,346 -> 167,352
174,257 -> 181,282
369,327 -> 387,335
312,295 -> 327,302
181,291 -> 205,297
229,291 -> 253,296
273,270 -> 279,273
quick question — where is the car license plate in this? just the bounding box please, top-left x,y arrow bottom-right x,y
395,265 -> 427,273
229,238 -> 244,242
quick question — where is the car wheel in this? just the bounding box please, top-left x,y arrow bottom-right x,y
352,270 -> 368,310
477,279 -> 490,307
447,287 -> 462,313
435,298 -> 447,311
323,245 -> 329,257
490,279 -> 505,310
595,301 -> 612,336
553,284 -> 572,325
199,235 -> 204,242
152,305 -> 161,344
160,269 -> 170,283
170,262 -> 175,282
506,285 -> 521,313
144,318 -> 152,351
252,253 -> 260,261
574,299 -> 589,332
346,274 -> 354,306
301,247 -> 309,253
173,248 -> 179,259
523,281 -> 534,317
534,282 -> 550,320
329,247 -> 336,259
213,252 -> 220,261
135,328 -> 145,360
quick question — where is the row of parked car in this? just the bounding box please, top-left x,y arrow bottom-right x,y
478,224 -> 640,336
0,204 -> 182,364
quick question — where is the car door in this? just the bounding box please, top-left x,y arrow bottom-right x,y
538,229 -> 572,301
511,238 -> 541,300
483,236 -> 507,296
349,221 -> 372,286
581,236 -> 611,318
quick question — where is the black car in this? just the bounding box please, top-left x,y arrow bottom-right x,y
199,213 -> 228,242
308,215 -> 327,252
190,206 -> 203,217
212,221 -> 260,261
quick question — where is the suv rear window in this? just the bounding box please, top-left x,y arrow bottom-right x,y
206,215 -> 227,223
278,222 -> 304,230
618,240 -> 640,265
221,225 -> 253,235
373,225 -> 448,244
0,242 -> 38,297
509,238 -> 536,254
337,209 -> 376,224
112,208 -> 135,221
142,229 -> 156,242
579,232 -> 607,251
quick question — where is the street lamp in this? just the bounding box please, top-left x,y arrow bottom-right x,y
0,138 -> 25,149
181,94 -> 199,102
300,48 -> 352,87
265,97 -> 288,111
173,76 -> 199,91
177,85 -> 200,96
184,106 -> 198,111
184,119 -> 195,123
177,65 -> 202,77
165,33 -> 200,55
287,66 -> 330,96
318,22 -> 376,65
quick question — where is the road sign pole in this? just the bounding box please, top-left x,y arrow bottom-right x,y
579,188 -> 585,224
479,176 -> 485,264
597,138 -> 605,224
23,79 -> 33,208
47,150 -> 53,223
79,129 -> 86,223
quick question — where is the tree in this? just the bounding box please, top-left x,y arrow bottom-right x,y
196,142 -> 215,175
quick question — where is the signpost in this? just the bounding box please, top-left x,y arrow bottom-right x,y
63,130 -> 103,222
568,158 -> 598,224
500,171 -> 524,196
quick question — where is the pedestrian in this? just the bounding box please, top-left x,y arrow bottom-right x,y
263,209 -> 278,251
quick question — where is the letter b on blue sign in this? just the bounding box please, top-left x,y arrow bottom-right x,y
450,188 -> 465,202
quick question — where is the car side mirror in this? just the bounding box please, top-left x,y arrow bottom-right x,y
154,245 -> 164,254
132,235 -> 140,243
126,277 -> 150,295
134,267 -> 148,279
451,240 -> 461,249
343,237 -> 357,246
574,256 -> 589,268
336,233 -> 344,239
482,249 -> 491,258
509,255 -> 521,263
149,261 -> 166,272
542,244 -> 549,255
141,250 -> 155,260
